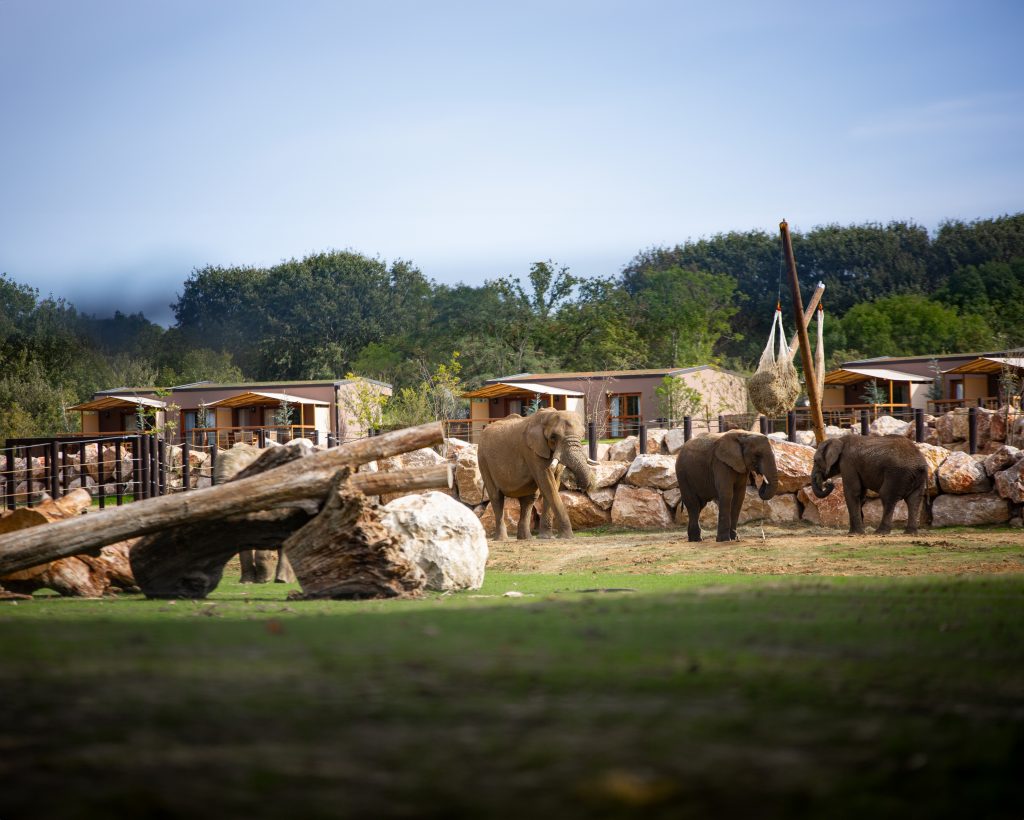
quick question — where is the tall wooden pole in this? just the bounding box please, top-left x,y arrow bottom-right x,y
780,221 -> 826,444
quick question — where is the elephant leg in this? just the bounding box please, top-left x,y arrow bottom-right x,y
538,494 -> 557,539
679,487 -> 704,542
274,549 -> 296,583
715,487 -> 734,543
251,550 -> 275,583
517,495 -> 536,540
479,463 -> 507,540
903,485 -> 924,534
843,479 -> 866,535
875,496 -> 897,535
239,550 -> 257,583
728,475 -> 745,541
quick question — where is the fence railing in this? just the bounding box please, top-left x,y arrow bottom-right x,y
927,396 -> 1001,413
185,425 -> 322,448
1,428 -> 351,511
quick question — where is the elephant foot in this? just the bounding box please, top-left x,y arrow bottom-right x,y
537,532 -> 555,540
846,529 -> 866,537
904,526 -> 920,535
688,536 -> 702,543
875,527 -> 892,536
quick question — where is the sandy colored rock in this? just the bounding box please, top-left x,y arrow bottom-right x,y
664,428 -> 688,454
993,459 -> 1024,504
663,487 -> 681,509
645,428 -> 668,454
768,493 -> 801,523
915,443 -> 950,496
624,454 -> 678,490
454,447 -> 486,506
937,451 -> 992,494
610,484 -> 673,529
587,487 -> 616,510
557,490 -> 612,529
931,492 -> 1010,527
606,437 -> 639,463
936,409 -> 969,444
477,499 -> 531,535
768,439 -> 816,493
984,445 -> 1022,476
798,479 -> 851,529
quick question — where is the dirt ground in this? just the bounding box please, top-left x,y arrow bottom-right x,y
486,523 -> 1024,576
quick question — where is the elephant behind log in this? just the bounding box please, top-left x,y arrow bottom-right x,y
478,409 -> 595,539
811,435 -> 927,535
675,430 -> 778,542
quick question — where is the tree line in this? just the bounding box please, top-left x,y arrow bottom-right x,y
3,212 -> 1024,443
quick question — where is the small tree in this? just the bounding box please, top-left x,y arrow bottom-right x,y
655,376 -> 703,423
999,362 -> 1023,407
927,358 -> 944,401
860,379 -> 888,406
273,399 -> 295,430
525,394 -> 544,415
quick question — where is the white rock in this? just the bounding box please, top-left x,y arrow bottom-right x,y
768,493 -> 801,523
870,415 -> 910,436
401,447 -> 447,469
606,437 -> 639,462
994,459 -> 1024,504
213,442 -> 261,483
563,460 -> 628,490
624,454 -> 678,490
587,487 -> 616,510
983,445 -> 1023,477
768,439 -> 816,494
557,490 -> 612,529
663,487 -> 681,509
645,428 -> 668,454
794,430 -> 816,446
381,491 -> 488,591
862,498 -> 910,529
664,428 -> 688,455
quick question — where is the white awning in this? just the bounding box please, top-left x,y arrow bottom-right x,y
825,367 -> 931,386
206,391 -> 330,408
462,382 -> 585,399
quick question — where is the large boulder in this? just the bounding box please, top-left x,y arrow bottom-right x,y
624,455 -> 677,490
563,460 -> 628,491
610,485 -> 673,529
558,491 -> 612,529
793,430 -> 816,447
798,480 -> 850,528
381,492 -> 487,591
674,500 -> 720,530
768,493 -> 802,523
993,459 -> 1024,504
989,407 -> 1013,443
400,447 -> 447,470
937,451 -> 992,494
587,487 -> 616,510
477,499 -> 531,535
645,428 -> 668,454
664,428 -> 687,455
931,492 -> 1011,527
915,443 -> 951,496
870,415 -> 910,437
983,445 -> 1023,476
606,437 -> 639,462
736,485 -> 771,523
936,409 -> 969,444
213,442 -> 261,483
454,448 -> 486,506
768,439 -> 816,493
663,487 -> 681,509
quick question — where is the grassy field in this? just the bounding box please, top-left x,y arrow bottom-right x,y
2,551 -> 1023,819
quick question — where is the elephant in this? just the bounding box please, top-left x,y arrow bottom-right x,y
811,434 -> 927,535
675,430 -> 779,542
478,408 -> 596,539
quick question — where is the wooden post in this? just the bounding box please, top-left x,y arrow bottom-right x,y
683,416 -> 692,442
780,220 -> 826,444
587,421 -> 597,461
785,281 -> 825,363
182,440 -> 191,492
4,447 -> 13,510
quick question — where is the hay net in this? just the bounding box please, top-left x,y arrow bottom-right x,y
748,307 -> 801,417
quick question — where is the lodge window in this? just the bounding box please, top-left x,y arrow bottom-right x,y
608,393 -> 641,438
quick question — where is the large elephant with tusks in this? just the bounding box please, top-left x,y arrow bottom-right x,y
478,409 -> 596,539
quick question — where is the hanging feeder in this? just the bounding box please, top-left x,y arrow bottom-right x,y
748,305 -> 801,417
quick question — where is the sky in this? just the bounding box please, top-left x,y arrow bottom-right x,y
1,0 -> 1022,325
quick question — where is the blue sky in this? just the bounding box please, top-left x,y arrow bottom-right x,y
1,0 -> 1022,324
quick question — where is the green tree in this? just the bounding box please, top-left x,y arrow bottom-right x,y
655,376 -> 703,422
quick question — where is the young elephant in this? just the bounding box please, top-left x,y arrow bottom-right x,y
478,409 -> 596,540
811,435 -> 927,535
675,431 -> 778,542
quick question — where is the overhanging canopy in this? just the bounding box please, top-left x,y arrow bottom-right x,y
206,391 -> 329,408
70,396 -> 167,412
824,367 -> 931,386
944,356 -> 1024,375
462,382 -> 585,400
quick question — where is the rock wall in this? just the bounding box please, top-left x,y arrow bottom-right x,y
437,408 -> 1024,534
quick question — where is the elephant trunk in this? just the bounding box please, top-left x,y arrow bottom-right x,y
560,437 -> 595,492
811,469 -> 835,499
757,458 -> 778,501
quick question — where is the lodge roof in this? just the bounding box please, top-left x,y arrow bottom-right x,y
489,366 -> 715,382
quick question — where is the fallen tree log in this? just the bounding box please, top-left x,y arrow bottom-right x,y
127,464 -> 452,599
284,471 -> 425,600
0,489 -> 137,597
0,422 -> 444,577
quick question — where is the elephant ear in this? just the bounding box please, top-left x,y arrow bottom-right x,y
526,415 -> 553,459
715,434 -> 746,473
821,438 -> 844,475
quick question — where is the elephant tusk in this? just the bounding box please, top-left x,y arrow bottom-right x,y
587,458 -> 600,466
